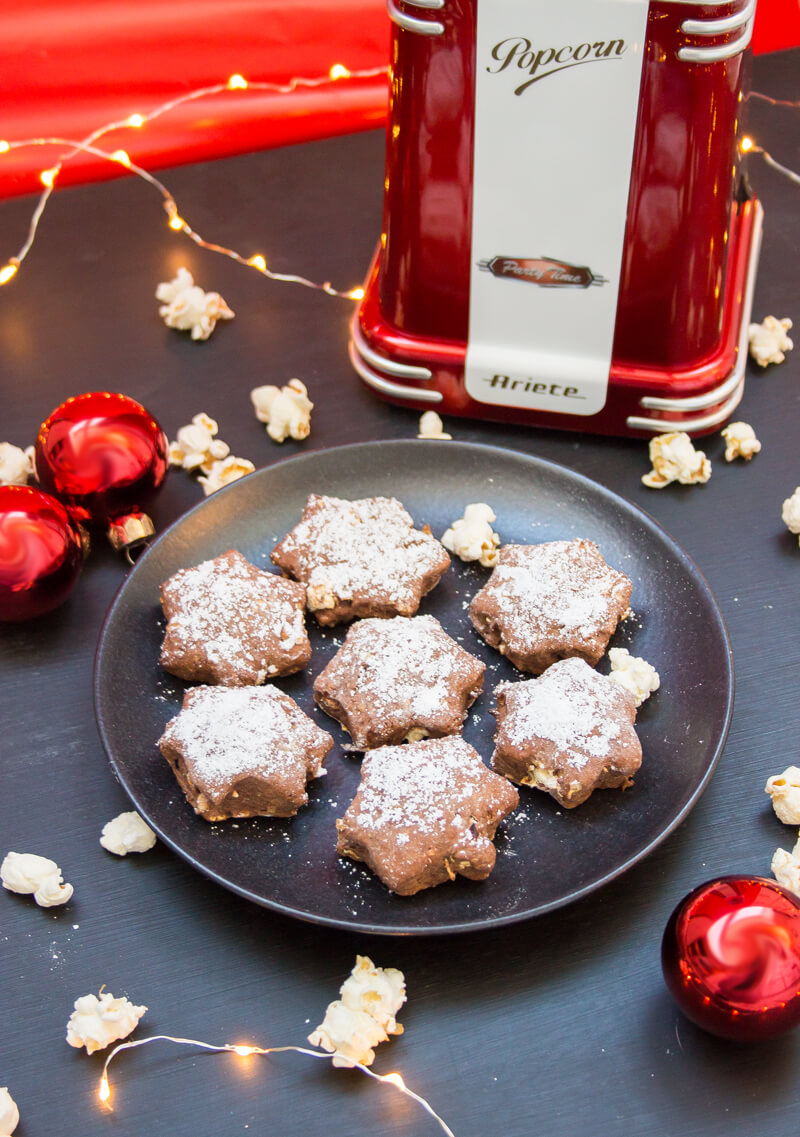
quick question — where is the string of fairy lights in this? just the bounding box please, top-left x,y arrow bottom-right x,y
0,67 -> 796,1137
0,78 -> 796,299
0,65 -> 389,297
96,1033 -> 457,1136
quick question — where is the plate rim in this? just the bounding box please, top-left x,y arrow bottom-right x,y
93,439 -> 734,936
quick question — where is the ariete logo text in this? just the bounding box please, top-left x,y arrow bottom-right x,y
488,36 -> 627,95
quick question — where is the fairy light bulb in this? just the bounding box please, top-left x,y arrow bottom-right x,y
98,1075 -> 111,1104
0,63 -> 391,296
383,1072 -> 405,1089
232,1045 -> 257,1057
740,136 -> 754,152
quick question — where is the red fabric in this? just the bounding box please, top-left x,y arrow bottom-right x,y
0,0 -> 795,199
0,0 -> 390,198
752,0 -> 800,54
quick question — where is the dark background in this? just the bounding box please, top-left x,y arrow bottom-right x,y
1,49 -> 799,1137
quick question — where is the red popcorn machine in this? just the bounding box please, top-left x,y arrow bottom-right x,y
349,0 -> 763,437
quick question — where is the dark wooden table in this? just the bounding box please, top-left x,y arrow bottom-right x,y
2,48 -> 799,1137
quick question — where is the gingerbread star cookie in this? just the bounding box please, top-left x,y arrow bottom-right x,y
271,495 -> 450,626
158,685 -> 333,821
159,549 -> 311,685
491,657 -> 642,809
469,539 -> 631,673
336,736 -> 519,895
314,615 -> 485,749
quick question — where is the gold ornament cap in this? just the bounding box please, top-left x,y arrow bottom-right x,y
107,512 -> 156,553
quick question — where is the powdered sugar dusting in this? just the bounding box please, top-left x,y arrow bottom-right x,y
273,496 -> 448,610
353,737 -> 491,834
161,550 -> 308,680
480,540 -> 629,646
498,658 -> 626,766
320,615 -> 481,730
161,686 -> 327,801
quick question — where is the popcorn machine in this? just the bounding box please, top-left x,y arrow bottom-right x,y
350,0 -> 762,437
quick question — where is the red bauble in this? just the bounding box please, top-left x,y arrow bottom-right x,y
35,392 -> 168,549
0,485 -> 84,622
662,876 -> 800,1041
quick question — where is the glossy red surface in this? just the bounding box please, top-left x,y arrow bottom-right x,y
662,876 -> 800,1042
364,0 -> 758,435
0,0 -> 793,197
0,486 -> 83,622
358,199 -> 759,437
35,392 -> 168,526
617,3 -> 746,368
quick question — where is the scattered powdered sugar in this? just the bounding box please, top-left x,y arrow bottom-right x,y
162,551 -> 306,673
498,658 -> 626,765
274,496 -> 448,608
483,540 -> 629,645
325,615 -> 478,724
353,738 -> 488,834
161,686 -> 325,800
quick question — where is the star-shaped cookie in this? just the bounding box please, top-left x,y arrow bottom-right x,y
158,685 -> 333,821
159,549 -> 311,685
469,539 -> 631,673
491,657 -> 642,808
314,615 -> 485,749
336,736 -> 519,895
271,495 -> 450,625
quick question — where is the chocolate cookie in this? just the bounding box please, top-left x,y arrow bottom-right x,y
469,539 -> 632,673
491,657 -> 641,809
314,615 -> 485,749
160,549 -> 311,685
158,685 -> 333,821
271,495 -> 450,626
336,736 -> 519,895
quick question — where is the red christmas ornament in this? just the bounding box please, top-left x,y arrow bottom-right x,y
0,485 -> 84,622
35,392 -> 168,551
662,876 -> 800,1042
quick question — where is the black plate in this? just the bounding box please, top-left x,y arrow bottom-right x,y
94,441 -> 733,935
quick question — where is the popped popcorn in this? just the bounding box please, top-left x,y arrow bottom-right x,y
100,811 -> 157,856
0,443 -> 34,486
308,956 -> 406,1067
607,647 -> 660,707
0,1088 -> 18,1136
782,487 -> 800,543
441,503 -> 500,568
250,379 -> 313,443
765,767 -> 800,825
66,991 -> 147,1055
168,413 -> 230,472
641,432 -> 711,489
772,835 -> 800,895
417,411 -> 452,440
197,455 -> 255,496
721,421 -> 761,462
1,851 -> 73,907
339,955 -> 406,1035
308,1001 -> 389,1068
748,316 -> 793,368
156,267 -> 234,341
